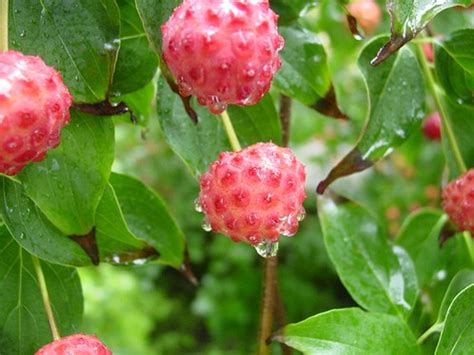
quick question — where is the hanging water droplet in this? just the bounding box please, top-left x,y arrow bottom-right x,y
201,218 -> 212,232
254,240 -> 279,258
19,30 -> 25,37
194,198 -> 203,213
19,233 -> 25,240
296,207 -> 306,222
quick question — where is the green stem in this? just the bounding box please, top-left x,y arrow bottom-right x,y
415,39 -> 467,174
463,232 -> 474,266
417,322 -> 443,345
32,256 -> 60,341
220,110 -> 241,152
0,0 -> 8,52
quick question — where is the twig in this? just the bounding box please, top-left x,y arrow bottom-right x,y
0,0 -> 8,52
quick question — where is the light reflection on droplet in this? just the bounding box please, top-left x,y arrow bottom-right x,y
254,240 -> 279,258
296,207 -> 306,222
194,198 -> 203,213
201,218 -> 212,232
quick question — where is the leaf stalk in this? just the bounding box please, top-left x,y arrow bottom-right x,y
0,0 -> 8,52
220,110 -> 241,151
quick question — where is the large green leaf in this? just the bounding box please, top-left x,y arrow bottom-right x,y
318,36 -> 425,193
435,285 -> 474,354
18,111 -> 115,236
0,177 -> 91,267
273,26 -> 330,106
112,0 -> 158,96
318,195 -> 418,319
435,29 -> 474,107
0,228 -> 83,354
273,308 -> 419,354
116,79 -> 157,127
227,94 -> 282,147
9,0 -> 120,102
396,209 -> 446,287
372,0 -> 471,65
437,269 -> 474,323
157,76 -> 230,176
110,173 -> 185,268
270,0 -> 316,24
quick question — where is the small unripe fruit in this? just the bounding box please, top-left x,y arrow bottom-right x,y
422,42 -> 434,63
0,50 -> 72,175
442,169 -> 474,235
346,0 -> 381,34
197,142 -> 306,245
161,0 -> 284,114
35,334 -> 111,355
422,112 -> 441,141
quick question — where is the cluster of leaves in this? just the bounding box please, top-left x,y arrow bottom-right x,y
0,0 -> 473,354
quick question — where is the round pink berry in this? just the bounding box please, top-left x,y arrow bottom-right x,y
197,142 -> 306,245
0,50 -> 72,175
35,333 -> 111,355
161,0 -> 284,114
442,169 -> 474,235
422,112 -> 441,141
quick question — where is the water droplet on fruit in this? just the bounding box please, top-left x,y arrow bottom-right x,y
255,240 -> 279,258
296,207 -> 306,222
201,218 -> 212,232
194,198 -> 203,213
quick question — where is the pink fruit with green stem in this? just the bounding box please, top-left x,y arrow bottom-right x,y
161,0 -> 284,114
443,169 -> 474,235
196,142 -> 306,245
35,334 -> 111,355
0,50 -> 72,175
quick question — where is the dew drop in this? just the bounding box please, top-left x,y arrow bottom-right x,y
296,207 -> 306,222
255,240 -> 279,258
19,232 -> 25,240
194,198 -> 203,213
201,218 -> 212,232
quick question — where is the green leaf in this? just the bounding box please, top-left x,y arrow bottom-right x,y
112,0 -> 158,96
157,76 -> 230,177
442,97 -> 474,179
371,0 -> 471,64
18,111 -> 115,236
0,228 -> 83,354
274,308 -> 420,354
110,173 -> 185,268
228,94 -> 282,146
437,269 -> 474,323
436,29 -> 474,107
274,26 -> 330,105
116,79 -> 157,127
270,0 -> 316,24
0,176 -> 92,267
435,285 -> 474,354
318,195 -> 418,319
135,0 -> 180,55
317,36 -> 425,193
9,0 -> 121,102
396,209 -> 447,287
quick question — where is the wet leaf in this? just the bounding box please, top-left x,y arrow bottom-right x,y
112,0 -> 158,96
18,111 -> 115,236
273,308 -> 419,354
435,29 -> 474,107
437,269 -> 474,323
371,0 -> 471,65
228,94 -> 282,147
318,36 -> 425,193
115,80 -> 157,127
396,209 -> 447,287
274,25 -> 331,106
0,176 -> 92,267
270,0 -> 317,24
318,195 -> 418,319
9,0 -> 120,102
312,86 -> 349,120
0,228 -> 83,354
156,76 -> 230,176
110,173 -> 186,268
435,285 -> 474,354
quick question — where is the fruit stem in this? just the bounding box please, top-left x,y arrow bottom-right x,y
32,255 -> 61,341
220,110 -> 242,151
257,256 -> 278,355
415,37 -> 467,174
462,232 -> 474,266
416,322 -> 443,345
0,0 -> 8,52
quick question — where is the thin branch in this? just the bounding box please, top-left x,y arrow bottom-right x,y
279,95 -> 292,147
221,110 -> 242,151
0,0 -> 8,52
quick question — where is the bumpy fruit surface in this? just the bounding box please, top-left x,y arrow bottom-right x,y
347,0 -> 381,34
422,112 -> 441,141
161,0 -> 284,114
443,169 -> 474,235
197,142 -> 306,245
35,334 -> 111,355
0,50 -> 72,175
